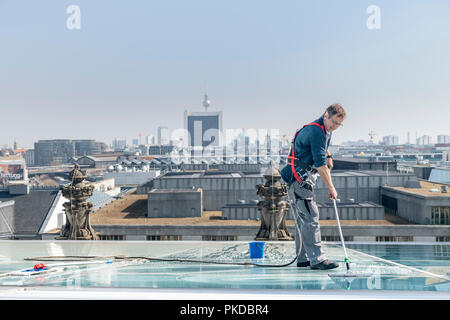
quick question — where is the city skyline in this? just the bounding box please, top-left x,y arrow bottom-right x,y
4,130 -> 449,151
1,1 -> 450,148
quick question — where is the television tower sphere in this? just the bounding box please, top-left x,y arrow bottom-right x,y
202,93 -> 211,111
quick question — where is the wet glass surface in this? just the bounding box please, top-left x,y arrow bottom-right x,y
0,241 -> 448,292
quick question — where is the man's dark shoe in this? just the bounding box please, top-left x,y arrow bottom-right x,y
310,259 -> 339,270
297,261 -> 310,267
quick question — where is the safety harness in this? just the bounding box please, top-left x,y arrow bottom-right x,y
287,122 -> 326,184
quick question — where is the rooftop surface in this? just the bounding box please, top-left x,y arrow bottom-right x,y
383,180 -> 450,197
0,241 -> 448,299
91,194 -> 404,226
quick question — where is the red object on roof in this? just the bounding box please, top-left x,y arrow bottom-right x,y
34,263 -> 46,270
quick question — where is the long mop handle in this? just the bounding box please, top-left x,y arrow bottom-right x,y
332,199 -> 350,271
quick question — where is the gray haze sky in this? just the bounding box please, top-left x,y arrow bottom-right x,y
1,0 -> 450,148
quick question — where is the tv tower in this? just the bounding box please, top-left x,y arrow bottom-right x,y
202,92 -> 211,112
202,81 -> 211,112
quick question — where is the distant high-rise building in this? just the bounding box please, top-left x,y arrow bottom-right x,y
25,149 -> 35,166
74,140 -> 102,156
416,135 -> 432,145
437,135 -> 450,144
244,136 -> 249,163
34,139 -> 103,166
157,126 -> 169,145
266,133 -> 271,156
145,135 -> 156,145
34,140 -> 75,166
256,139 -> 260,163
112,138 -> 127,151
382,135 -> 399,146
132,139 -> 139,146
149,145 -> 174,155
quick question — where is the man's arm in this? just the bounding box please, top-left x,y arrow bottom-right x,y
309,128 -> 336,199
326,149 -> 333,170
317,165 -> 337,200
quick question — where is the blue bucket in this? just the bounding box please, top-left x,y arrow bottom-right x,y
249,241 -> 265,259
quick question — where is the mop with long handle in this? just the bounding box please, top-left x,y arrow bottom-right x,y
328,199 -> 373,278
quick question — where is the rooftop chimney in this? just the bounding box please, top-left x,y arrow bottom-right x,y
404,180 -> 421,188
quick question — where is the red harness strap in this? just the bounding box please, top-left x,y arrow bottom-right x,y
287,122 -> 326,183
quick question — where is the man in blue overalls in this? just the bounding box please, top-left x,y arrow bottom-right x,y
281,104 -> 346,270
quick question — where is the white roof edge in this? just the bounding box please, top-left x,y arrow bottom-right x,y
0,287 -> 448,300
